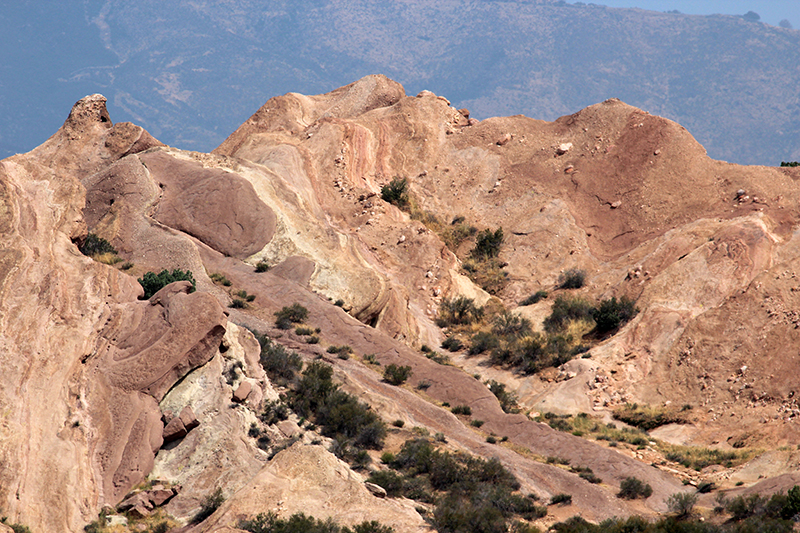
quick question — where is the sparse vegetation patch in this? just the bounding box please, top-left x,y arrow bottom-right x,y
138,269 -> 196,299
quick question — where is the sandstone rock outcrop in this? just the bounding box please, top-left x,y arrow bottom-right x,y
5,76 -> 800,532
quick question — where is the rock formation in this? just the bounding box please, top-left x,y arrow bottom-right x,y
2,78 -> 800,531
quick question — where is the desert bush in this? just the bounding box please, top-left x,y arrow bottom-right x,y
438,296 -> 484,326
255,261 -> 270,272
292,361 -> 387,450
239,511 -> 394,533
257,335 -> 303,385
543,295 -> 594,332
194,487 -> 225,523
487,380 -> 519,413
274,303 -> 309,328
441,336 -> 464,352
383,364 -> 413,385
592,296 -> 638,334
471,228 -> 504,260
138,269 -> 196,299
492,312 -> 532,338
617,477 -> 653,500
668,492 -> 698,519
229,298 -> 246,308
260,400 -> 290,425
469,331 -> 500,356
295,326 -> 314,336
450,405 -> 472,416
381,177 -> 409,207
558,268 -> 586,289
367,470 -> 405,497
550,493 -> 572,505
781,161 -> 800,167
326,345 -> 353,356
613,403 -> 685,431
79,233 -> 117,257
520,290 -> 548,306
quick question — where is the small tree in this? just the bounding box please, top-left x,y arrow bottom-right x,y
617,477 -> 653,500
383,364 -> 412,385
275,303 -> 309,329
667,492 -> 698,519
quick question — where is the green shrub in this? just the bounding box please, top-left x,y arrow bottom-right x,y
617,477 -> 653,500
471,419 -> 485,428
592,296 -> 638,334
275,303 -> 309,327
239,511 -> 393,533
292,361 -> 387,450
306,335 -> 320,344
469,332 -> 500,355
334,299 -> 345,307
550,493 -> 572,505
392,419 -> 405,428
120,261 -> 134,270
255,261 -> 270,272
229,298 -> 246,308
381,177 -> 409,207
327,345 -> 353,356
451,405 -> 472,416
472,228 -> 504,260
668,492 -> 698,519
79,233 -> 117,256
613,403 -> 685,431
257,335 -> 303,385
558,268 -> 586,289
260,400 -> 290,425
781,161 -> 800,167
194,487 -> 225,523
295,326 -> 315,336
520,290 -> 548,306
383,364 -> 413,385
487,380 -> 519,413
543,296 -> 594,333
138,269 -> 196,299
486,435 -> 496,443
441,336 -> 464,352
492,312 -> 532,338
367,470 -> 405,497
438,296 -> 484,326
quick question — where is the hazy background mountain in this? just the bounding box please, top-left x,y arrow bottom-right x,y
3,0 -> 800,165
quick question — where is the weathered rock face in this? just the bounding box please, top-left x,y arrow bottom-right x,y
6,76 -> 800,531
189,443 -> 428,533
0,95 -> 225,531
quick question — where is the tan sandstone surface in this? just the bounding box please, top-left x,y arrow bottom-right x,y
2,77 -> 800,531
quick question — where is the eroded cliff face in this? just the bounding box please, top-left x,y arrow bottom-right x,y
4,78 -> 800,531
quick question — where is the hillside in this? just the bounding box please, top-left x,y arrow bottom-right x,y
3,1 -> 800,166
2,77 -> 800,532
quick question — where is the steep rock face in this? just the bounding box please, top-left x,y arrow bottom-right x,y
0,96 -> 226,530
6,77 -> 800,531
209,76 -> 800,447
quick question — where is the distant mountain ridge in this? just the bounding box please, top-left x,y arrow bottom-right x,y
3,0 -> 799,165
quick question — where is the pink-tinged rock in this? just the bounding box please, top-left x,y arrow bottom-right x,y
163,417 -> 187,442
128,503 -> 151,518
148,488 -> 175,507
277,420 -> 301,438
118,492 -> 154,512
179,406 -> 199,430
233,381 -> 252,402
